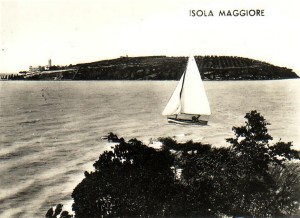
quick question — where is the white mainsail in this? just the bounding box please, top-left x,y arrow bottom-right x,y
162,56 -> 211,116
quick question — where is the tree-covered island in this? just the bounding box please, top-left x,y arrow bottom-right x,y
2,56 -> 299,80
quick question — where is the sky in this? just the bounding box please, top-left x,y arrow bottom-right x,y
0,0 -> 300,75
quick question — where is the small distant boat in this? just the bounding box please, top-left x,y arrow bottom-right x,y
162,56 -> 211,125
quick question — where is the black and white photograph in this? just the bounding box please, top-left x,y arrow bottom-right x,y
1,0 -> 300,217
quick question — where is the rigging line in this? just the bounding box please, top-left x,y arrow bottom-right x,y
179,58 -> 189,98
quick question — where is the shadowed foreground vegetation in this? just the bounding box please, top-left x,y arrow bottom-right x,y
47,111 -> 300,217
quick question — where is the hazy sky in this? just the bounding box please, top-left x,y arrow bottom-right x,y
1,0 -> 300,74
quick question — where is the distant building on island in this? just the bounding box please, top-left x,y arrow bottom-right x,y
29,59 -> 52,72
29,65 -> 43,72
45,59 -> 52,70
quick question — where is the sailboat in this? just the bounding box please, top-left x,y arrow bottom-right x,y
162,56 -> 211,125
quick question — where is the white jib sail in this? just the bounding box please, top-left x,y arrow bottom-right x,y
162,56 -> 211,116
162,72 -> 184,115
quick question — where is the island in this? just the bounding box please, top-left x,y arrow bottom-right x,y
2,55 -> 299,80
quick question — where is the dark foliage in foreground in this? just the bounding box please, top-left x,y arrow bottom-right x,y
47,111 -> 300,217
46,204 -> 73,218
72,138 -> 177,217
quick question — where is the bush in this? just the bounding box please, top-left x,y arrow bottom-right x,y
46,111 -> 300,217
46,204 -> 73,218
72,138 -> 178,217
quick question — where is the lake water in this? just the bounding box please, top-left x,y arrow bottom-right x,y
0,80 -> 299,217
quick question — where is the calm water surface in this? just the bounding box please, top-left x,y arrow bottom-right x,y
0,80 -> 299,217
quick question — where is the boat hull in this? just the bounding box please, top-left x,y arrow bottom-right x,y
167,117 -> 208,125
